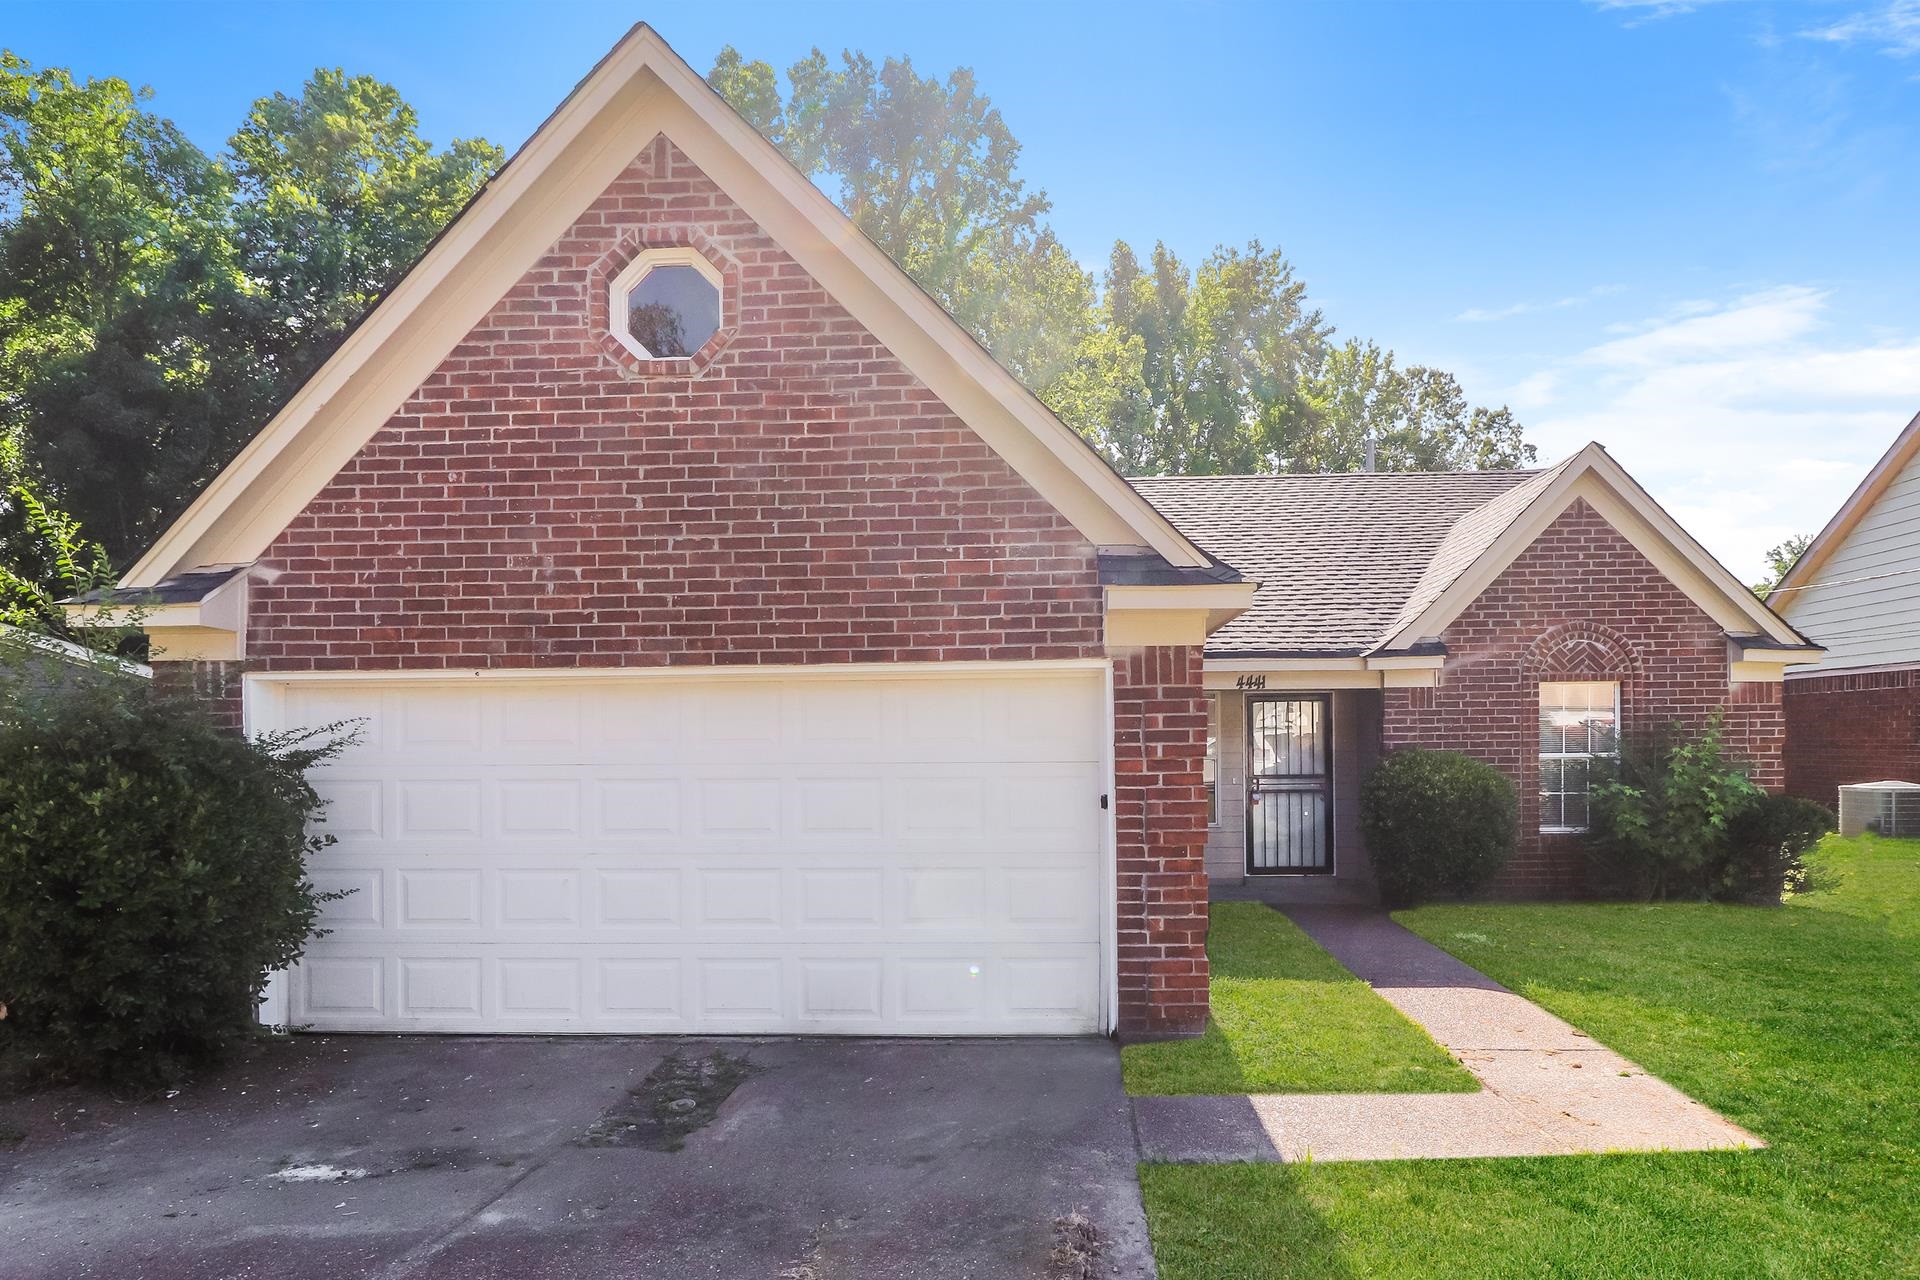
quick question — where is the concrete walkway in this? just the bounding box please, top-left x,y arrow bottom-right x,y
1133,905 -> 1765,1164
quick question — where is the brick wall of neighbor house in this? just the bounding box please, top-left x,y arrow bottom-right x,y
1785,668 -> 1920,806
1382,499 -> 1785,898
151,660 -> 244,732
244,134 -> 1105,670
1112,645 -> 1210,1035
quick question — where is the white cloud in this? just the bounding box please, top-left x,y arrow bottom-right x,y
1590,0 -> 1736,20
1515,286 -> 1920,579
1802,1 -> 1920,58
1578,285 -> 1826,365
1454,284 -> 1625,324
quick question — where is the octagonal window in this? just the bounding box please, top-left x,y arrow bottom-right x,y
609,248 -> 723,361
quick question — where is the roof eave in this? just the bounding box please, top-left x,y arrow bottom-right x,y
1774,405 -> 1920,599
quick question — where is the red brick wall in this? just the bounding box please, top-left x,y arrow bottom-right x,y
152,660 -> 244,732
1785,668 -> 1920,807
1113,645 -> 1210,1035
1382,499 -> 1784,897
246,135 -> 1103,670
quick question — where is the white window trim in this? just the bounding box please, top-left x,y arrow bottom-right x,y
1539,681 -> 1620,834
607,246 -> 725,361
1205,693 -> 1222,828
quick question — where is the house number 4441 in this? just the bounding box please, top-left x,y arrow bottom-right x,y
1234,675 -> 1267,690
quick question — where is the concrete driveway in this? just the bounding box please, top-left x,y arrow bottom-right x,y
0,1036 -> 1152,1280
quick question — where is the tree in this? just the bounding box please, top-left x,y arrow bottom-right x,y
1088,239 -> 1330,475
708,45 -> 1532,479
1753,534 -> 1812,600
0,56 -> 501,567
0,475 -> 114,642
0,52 -> 249,561
226,69 -> 500,391
709,47 -> 1094,399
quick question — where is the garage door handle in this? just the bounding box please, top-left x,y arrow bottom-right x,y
1099,794 -> 1109,810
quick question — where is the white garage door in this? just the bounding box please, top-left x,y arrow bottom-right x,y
254,667 -> 1110,1035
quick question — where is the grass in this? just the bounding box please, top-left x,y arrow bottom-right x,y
1140,836 -> 1920,1278
1121,902 -> 1475,1095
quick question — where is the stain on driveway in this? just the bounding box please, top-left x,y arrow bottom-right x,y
0,1035 -> 1151,1279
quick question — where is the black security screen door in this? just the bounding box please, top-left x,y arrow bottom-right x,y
1246,695 -> 1333,874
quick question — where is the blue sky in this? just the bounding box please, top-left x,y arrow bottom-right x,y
10,0 -> 1920,578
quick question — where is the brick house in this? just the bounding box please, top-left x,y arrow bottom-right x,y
1774,408 -> 1920,810
84,26 -> 1810,1039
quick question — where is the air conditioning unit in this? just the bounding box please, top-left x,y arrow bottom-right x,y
1837,782 -> 1920,838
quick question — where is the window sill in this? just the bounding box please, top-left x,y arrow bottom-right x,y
1540,826 -> 1589,835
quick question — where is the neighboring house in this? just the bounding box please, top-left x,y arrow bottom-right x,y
1773,408 -> 1920,807
74,26 -> 1809,1042
0,624 -> 152,683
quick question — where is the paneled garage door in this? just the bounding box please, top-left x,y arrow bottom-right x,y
253,667 -> 1110,1035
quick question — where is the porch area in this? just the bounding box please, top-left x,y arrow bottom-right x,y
1205,686 -> 1384,905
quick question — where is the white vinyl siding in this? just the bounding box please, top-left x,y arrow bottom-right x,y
1782,446 -> 1920,674
252,669 -> 1108,1036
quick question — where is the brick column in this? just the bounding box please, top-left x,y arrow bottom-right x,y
151,660 -> 245,732
1111,645 -> 1209,1036
1726,680 -> 1786,794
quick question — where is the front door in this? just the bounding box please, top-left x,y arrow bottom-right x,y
1246,695 -> 1333,875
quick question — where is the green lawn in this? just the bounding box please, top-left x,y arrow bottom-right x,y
1141,836 -> 1920,1278
1122,901 -> 1475,1095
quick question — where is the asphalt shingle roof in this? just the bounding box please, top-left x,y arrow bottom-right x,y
69,566 -> 246,607
1133,464 -> 1570,656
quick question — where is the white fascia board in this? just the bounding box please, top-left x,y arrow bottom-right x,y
1203,656 -> 1368,673
1364,653 -> 1447,671
1105,583 -> 1258,614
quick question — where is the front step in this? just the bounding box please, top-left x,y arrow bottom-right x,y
1211,876 -> 1380,908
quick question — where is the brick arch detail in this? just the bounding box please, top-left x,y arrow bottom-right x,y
1520,622 -> 1644,682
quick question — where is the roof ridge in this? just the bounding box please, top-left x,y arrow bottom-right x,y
1128,467 -> 1549,483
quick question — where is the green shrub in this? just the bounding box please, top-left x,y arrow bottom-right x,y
1587,712 -> 1824,903
1722,793 -> 1836,904
1360,749 -> 1518,907
1586,714 -> 1758,900
0,659 -> 352,1085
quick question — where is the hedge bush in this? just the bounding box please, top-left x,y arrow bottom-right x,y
1359,749 -> 1518,907
1587,714 -> 1834,903
1722,792 -> 1837,904
0,657 -> 352,1085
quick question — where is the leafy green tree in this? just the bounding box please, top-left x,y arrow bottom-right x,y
0,476 -> 113,641
1302,342 -> 1534,472
0,52 -> 250,560
1100,239 -> 1329,475
706,48 -> 1093,396
709,45 -> 1531,478
0,57 -> 500,566
1753,533 -> 1812,600
226,69 -> 501,389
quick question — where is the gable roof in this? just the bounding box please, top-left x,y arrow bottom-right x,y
1136,443 -> 1811,657
1773,406 -> 1920,600
120,24 -> 1210,588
